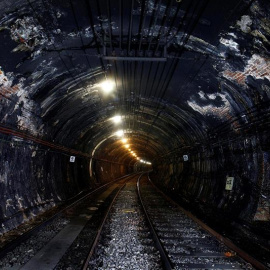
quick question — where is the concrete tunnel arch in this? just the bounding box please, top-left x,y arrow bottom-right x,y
0,0 -> 269,263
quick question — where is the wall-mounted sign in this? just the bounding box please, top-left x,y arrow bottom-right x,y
183,155 -> 189,161
70,156 -> 76,162
225,176 -> 234,190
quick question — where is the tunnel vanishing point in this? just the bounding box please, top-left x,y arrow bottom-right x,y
0,0 -> 270,267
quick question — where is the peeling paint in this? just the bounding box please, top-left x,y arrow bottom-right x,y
0,69 -> 12,87
9,17 -> 51,51
0,69 -> 21,99
29,60 -> 57,89
223,54 -> 270,85
6,198 -> 15,210
15,194 -> 24,209
0,170 -> 8,184
198,91 -> 207,100
219,37 -> 240,52
236,15 -> 252,33
187,92 -> 231,119
227,32 -> 237,38
0,67 -> 44,136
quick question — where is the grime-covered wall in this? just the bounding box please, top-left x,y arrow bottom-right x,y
0,134 -> 93,234
0,131 -> 130,234
92,159 -> 129,184
0,72 -> 94,233
0,55 -> 130,235
151,130 -> 270,225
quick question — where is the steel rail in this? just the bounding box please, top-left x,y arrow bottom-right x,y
147,175 -> 268,270
137,174 -> 174,270
82,173 -> 142,269
0,173 -> 136,261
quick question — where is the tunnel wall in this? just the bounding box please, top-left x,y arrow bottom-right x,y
151,131 -> 270,225
0,133 -> 130,234
92,160 -> 129,184
0,134 -> 94,234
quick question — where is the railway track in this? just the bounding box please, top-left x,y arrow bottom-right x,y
137,174 -> 267,270
0,174 -> 134,269
0,173 -> 267,269
86,174 -> 163,270
87,173 -> 267,269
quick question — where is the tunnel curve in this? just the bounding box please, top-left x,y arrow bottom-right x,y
0,0 -> 270,263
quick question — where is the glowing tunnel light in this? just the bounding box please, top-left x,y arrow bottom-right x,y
139,159 -> 152,165
100,79 -> 115,93
111,115 -> 122,124
115,129 -> 124,137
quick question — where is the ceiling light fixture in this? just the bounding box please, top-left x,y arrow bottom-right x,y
139,159 -> 152,165
100,79 -> 114,93
112,115 -> 122,124
115,130 -> 124,137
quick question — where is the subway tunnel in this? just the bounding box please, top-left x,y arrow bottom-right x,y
0,0 -> 270,268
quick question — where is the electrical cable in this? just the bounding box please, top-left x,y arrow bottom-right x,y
141,0 -> 211,147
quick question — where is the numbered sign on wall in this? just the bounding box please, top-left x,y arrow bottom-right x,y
183,155 -> 189,161
225,176 -> 234,190
70,156 -> 76,162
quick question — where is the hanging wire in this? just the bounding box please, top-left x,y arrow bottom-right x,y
29,0 -> 101,97
153,0 -> 182,55
136,0 -> 197,133
84,0 -> 105,70
69,0 -> 95,73
140,0 -> 211,147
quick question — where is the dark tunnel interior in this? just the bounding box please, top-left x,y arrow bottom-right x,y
0,0 -> 270,265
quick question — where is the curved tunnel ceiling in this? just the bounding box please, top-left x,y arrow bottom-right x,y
0,0 -> 270,165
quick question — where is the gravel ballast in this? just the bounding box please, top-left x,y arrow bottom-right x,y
88,179 -> 162,270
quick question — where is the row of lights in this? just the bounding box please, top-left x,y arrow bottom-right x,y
99,80 -> 152,166
122,138 -> 140,160
111,116 -> 139,160
139,159 -> 152,165
115,128 -> 152,166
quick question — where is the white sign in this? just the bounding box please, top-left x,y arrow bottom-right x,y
183,155 -> 189,161
225,177 -> 234,190
70,156 -> 76,162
